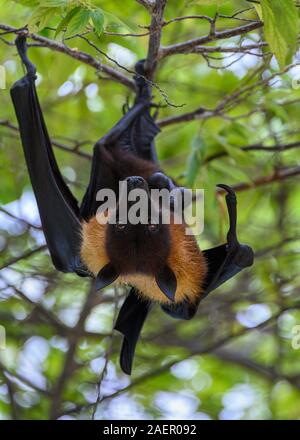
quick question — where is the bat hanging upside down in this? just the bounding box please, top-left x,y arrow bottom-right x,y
11,35 -> 254,374
80,144 -> 208,305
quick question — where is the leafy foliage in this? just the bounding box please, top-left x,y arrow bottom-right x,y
0,0 -> 300,421
19,0 -> 124,38
260,0 -> 299,68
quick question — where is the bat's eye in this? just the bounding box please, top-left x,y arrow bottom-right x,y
116,222 -> 126,231
148,224 -> 159,233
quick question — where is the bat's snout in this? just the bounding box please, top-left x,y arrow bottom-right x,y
126,175 -> 148,190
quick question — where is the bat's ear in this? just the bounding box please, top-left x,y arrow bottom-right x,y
155,265 -> 177,302
96,263 -> 119,290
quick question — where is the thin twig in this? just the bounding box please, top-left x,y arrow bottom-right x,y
0,120 -> 92,160
159,21 -> 263,58
0,246 -> 46,270
220,166 -> 300,193
0,24 -> 135,90
144,0 -> 167,79
205,140 -> 300,164
49,282 -> 99,419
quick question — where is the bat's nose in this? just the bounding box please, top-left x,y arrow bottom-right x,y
126,176 -> 148,190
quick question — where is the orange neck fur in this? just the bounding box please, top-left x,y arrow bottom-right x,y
80,215 -> 207,304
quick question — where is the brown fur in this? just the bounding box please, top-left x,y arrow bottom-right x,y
103,146 -> 160,181
80,215 -> 207,305
81,215 -> 110,276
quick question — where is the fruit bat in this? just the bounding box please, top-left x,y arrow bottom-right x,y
10,35 -> 254,375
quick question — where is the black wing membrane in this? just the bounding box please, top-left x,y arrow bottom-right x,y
10,36 -> 86,275
128,60 -> 160,163
162,184 -> 254,320
114,289 -> 151,375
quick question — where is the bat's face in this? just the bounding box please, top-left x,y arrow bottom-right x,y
106,175 -> 172,272
80,174 -> 207,303
105,216 -> 171,275
97,176 -> 178,301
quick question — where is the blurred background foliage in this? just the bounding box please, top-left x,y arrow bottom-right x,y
0,0 -> 300,420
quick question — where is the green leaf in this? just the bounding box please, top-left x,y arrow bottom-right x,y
211,160 -> 252,183
186,136 -> 206,187
55,6 -> 81,37
265,102 -> 289,122
91,9 -> 104,36
253,3 -> 262,20
102,10 -> 133,33
261,0 -> 299,69
39,0 -> 68,6
13,0 -> 39,5
29,6 -> 59,31
213,134 -> 252,167
66,8 -> 91,36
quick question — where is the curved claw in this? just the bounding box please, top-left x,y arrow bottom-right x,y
216,183 -> 236,198
135,59 -> 147,76
134,59 -> 151,103
216,183 -> 238,248
15,35 -> 36,77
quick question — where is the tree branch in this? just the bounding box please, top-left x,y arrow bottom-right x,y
49,282 -> 99,419
0,360 -> 52,397
0,24 -> 135,90
225,166 -> 300,193
0,246 -> 46,270
144,0 -> 167,79
158,61 -> 300,127
58,300 -> 300,418
158,107 -> 211,127
136,0 -> 155,11
213,348 -> 300,390
205,140 -> 300,164
189,42 -> 267,54
159,21 -> 263,58
0,120 -> 92,160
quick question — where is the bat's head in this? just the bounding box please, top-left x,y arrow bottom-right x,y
98,176 -> 177,301
81,175 -> 207,304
